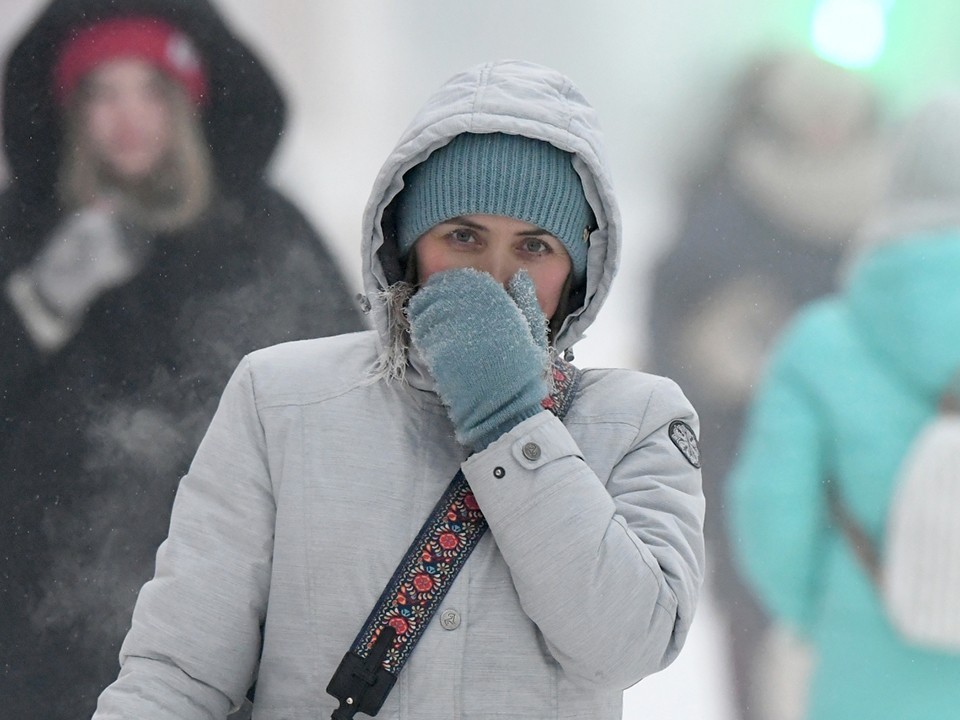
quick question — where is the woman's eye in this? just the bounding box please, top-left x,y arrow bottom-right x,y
448,228 -> 476,245
146,79 -> 168,102
86,83 -> 116,104
521,237 -> 552,255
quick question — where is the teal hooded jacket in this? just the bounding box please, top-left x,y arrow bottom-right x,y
728,230 -> 960,720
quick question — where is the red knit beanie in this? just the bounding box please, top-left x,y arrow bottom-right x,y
53,16 -> 208,105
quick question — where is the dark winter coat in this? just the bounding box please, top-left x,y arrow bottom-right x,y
0,1 -> 365,718
648,171 -> 845,488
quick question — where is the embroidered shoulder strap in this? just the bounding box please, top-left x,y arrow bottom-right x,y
326,357 -> 581,719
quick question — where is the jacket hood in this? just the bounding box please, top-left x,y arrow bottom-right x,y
845,230 -> 960,397
2,0 -> 285,197
840,92 -> 960,396
360,60 -> 622,361
844,91 -> 960,268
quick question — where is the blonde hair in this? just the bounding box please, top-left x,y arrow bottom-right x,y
57,69 -> 214,233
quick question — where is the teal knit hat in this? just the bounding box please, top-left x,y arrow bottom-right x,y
396,132 -> 593,280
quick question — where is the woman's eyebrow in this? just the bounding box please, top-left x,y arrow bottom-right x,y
442,216 -> 486,231
440,216 -> 551,237
516,226 -> 552,237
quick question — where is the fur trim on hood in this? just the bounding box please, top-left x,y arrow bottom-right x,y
358,60 -> 622,374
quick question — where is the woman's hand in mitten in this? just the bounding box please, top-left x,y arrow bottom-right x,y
28,205 -> 148,322
407,267 -> 550,451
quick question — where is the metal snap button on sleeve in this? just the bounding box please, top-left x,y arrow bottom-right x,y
522,442 -> 542,461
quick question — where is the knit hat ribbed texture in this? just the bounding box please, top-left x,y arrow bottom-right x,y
396,132 -> 593,280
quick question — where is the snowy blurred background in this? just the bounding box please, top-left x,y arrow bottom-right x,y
3,2 -> 959,718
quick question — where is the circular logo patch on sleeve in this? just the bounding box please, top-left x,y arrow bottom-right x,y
669,420 -> 701,468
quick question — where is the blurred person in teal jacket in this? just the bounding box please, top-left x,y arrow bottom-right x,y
727,91 -> 960,720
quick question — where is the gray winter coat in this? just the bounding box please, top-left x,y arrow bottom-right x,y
93,60 -> 705,720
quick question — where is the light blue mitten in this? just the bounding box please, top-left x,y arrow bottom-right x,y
407,267 -> 550,450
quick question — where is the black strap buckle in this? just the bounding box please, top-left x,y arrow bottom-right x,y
327,626 -> 398,719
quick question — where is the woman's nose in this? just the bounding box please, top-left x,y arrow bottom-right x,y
475,250 -> 517,287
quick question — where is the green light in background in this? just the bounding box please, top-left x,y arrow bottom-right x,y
811,0 -> 892,69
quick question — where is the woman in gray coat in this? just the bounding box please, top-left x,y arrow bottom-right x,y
93,60 -> 705,720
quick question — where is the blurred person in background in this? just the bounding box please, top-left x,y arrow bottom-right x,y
646,50 -> 886,720
727,91 -> 960,720
0,1 -> 363,718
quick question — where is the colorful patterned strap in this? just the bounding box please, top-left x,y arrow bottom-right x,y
326,357 -> 582,719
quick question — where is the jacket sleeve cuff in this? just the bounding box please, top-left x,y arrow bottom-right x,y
469,408 -> 580,465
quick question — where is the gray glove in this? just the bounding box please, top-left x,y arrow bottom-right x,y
5,205 -> 150,351
29,205 -> 148,320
